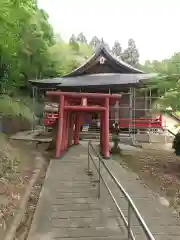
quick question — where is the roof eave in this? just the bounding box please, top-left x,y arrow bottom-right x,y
63,44 -> 144,77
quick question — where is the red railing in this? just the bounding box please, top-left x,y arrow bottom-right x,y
42,113 -> 58,126
42,113 -> 163,128
118,116 -> 162,128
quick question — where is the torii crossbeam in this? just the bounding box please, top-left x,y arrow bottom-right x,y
46,91 -> 121,159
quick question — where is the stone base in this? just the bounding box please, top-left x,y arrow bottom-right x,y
136,133 -> 173,143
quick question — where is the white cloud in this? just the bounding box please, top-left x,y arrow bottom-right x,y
38,0 -> 180,63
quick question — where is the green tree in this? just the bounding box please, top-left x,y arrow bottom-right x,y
77,32 -> 87,44
0,0 -> 55,91
112,41 -> 122,57
103,41 -> 111,52
89,36 -> 101,50
145,53 -> 180,113
122,38 -> 139,67
69,34 -> 79,52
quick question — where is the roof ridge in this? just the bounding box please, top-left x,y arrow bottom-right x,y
63,43 -> 143,77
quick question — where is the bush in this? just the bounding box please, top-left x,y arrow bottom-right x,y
172,132 -> 180,155
0,95 -> 36,123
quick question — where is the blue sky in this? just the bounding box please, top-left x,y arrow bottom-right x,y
38,0 -> 180,63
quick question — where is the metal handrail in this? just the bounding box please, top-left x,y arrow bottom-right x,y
87,141 -> 155,240
167,128 -> 176,136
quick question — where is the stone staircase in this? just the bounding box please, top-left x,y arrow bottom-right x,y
27,145 -> 127,240
80,127 -> 140,148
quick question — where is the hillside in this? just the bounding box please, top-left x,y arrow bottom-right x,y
0,95 -> 35,122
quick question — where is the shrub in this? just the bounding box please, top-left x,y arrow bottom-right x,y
172,132 -> 180,155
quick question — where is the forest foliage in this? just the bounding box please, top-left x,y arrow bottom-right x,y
0,0 -> 179,113
141,54 -> 180,113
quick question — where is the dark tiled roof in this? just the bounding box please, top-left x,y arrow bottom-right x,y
29,77 -> 63,84
28,73 -> 157,89
63,44 -> 143,77
28,44 -> 157,89
59,73 -> 155,87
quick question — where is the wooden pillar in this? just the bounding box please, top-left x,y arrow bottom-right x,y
73,114 -> 77,145
74,114 -> 78,145
67,113 -> 72,147
72,114 -> 76,145
61,110 -> 67,152
78,114 -> 82,141
104,97 -> 110,159
76,115 -> 80,145
69,114 -> 75,146
79,114 -> 84,138
56,95 -> 64,158
64,111 -> 69,150
74,114 -> 80,145
65,112 -> 70,148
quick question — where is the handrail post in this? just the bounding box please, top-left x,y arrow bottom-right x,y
86,141 -> 155,240
128,202 -> 132,239
98,156 -> 100,198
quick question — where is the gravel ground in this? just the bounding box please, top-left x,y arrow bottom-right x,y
114,147 -> 180,211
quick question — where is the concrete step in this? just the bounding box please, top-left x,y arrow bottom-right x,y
27,144 -> 127,240
52,227 -> 124,238
54,237 -> 127,240
52,216 -> 121,228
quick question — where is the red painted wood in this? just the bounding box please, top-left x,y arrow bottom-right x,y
69,114 -> 75,147
47,91 -> 121,99
74,114 -> 80,145
45,91 -> 163,159
104,97 -> 110,158
118,117 -> 162,128
43,114 -> 163,129
56,95 -> 64,158
65,112 -> 70,149
100,112 -> 105,156
61,110 -> 67,152
64,106 -> 106,112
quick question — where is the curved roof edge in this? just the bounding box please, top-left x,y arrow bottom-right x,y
63,43 -> 143,77
28,72 -> 158,88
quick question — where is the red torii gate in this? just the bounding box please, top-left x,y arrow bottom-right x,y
46,91 -> 121,159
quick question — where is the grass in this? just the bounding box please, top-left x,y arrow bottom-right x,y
0,95 -> 36,122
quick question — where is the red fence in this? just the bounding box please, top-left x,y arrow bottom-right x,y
42,113 -> 163,129
42,113 -> 58,126
118,116 -> 162,128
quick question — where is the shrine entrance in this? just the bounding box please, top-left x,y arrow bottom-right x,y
46,91 -> 121,159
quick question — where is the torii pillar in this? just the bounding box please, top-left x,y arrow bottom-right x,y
56,95 -> 64,157
103,97 -> 110,159
46,92 -> 121,159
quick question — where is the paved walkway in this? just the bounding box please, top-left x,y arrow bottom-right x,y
28,143 -> 180,240
27,145 -> 126,240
